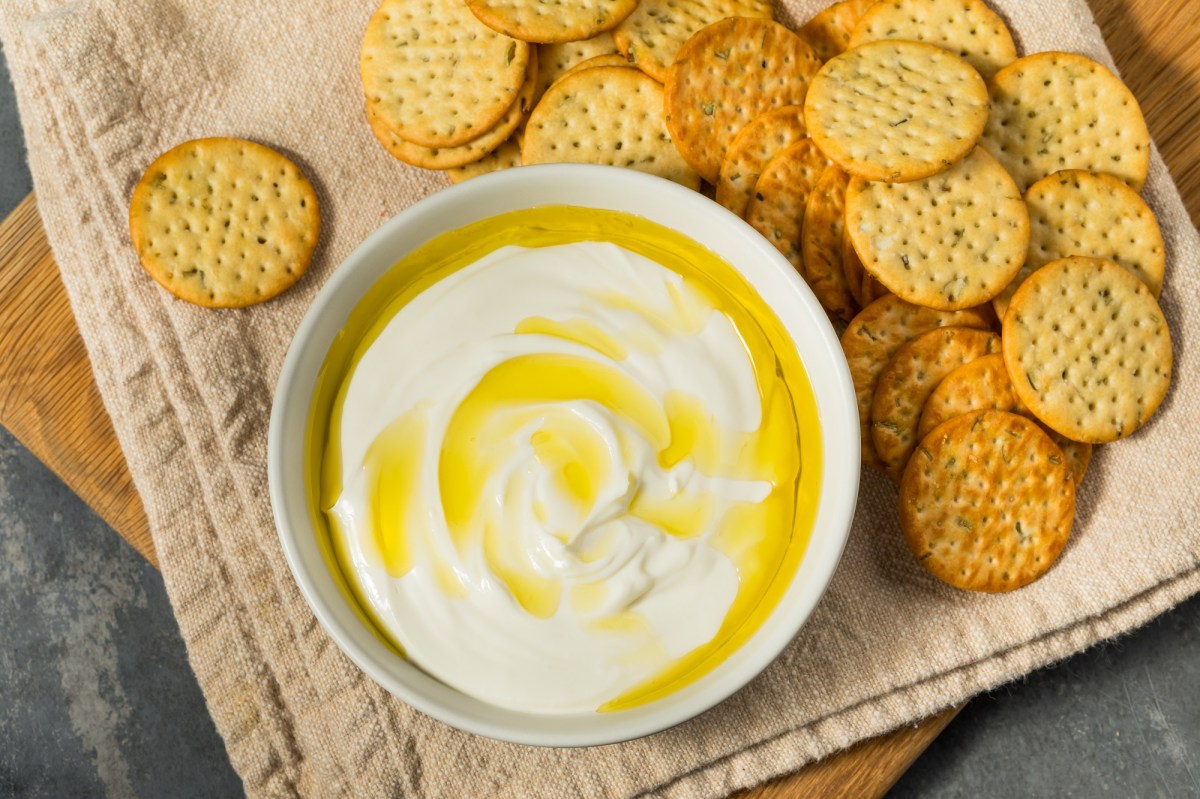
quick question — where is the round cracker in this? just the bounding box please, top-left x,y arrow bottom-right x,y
842,221 -> 865,306
446,137 -> 523,184
842,295 -> 994,470
802,165 -> 858,320
128,138 -> 319,308
716,106 -> 808,219
554,53 -> 637,87
1050,432 -> 1092,487
467,0 -> 637,44
360,0 -> 530,149
612,0 -> 775,83
365,50 -> 536,170
1003,256 -> 1172,443
848,0 -> 1017,80
871,326 -> 1001,481
861,269 -> 888,306
535,34 -> 622,105
901,410 -> 1075,593
523,66 -> 701,189
918,353 -> 1092,486
918,353 -> 1022,440
744,140 -> 830,275
805,40 -> 989,183
993,169 -> 1166,321
847,146 -> 1030,310
797,0 -> 879,63
665,18 -> 821,183
981,52 -> 1151,193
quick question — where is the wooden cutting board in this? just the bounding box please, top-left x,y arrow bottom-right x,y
1,0 -> 1196,793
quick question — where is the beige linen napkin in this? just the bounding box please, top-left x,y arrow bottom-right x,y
2,0 -> 1198,795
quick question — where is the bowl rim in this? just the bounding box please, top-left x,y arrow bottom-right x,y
268,164 -> 859,747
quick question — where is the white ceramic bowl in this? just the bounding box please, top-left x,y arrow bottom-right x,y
268,164 -> 859,747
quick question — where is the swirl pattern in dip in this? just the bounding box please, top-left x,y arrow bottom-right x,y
309,207 -> 821,714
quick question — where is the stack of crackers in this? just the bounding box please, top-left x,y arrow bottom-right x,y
355,0 -> 1173,593
791,0 -> 1171,594
128,0 -> 1175,594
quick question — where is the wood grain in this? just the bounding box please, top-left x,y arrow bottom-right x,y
0,195 -> 154,566
0,0 -> 1196,794
737,707 -> 960,799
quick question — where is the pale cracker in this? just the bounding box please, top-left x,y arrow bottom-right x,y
842,295 -> 994,469
871,326 -> 1001,481
612,0 -> 774,83
918,353 -> 1092,485
128,138 -> 319,308
744,140 -> 830,275
805,40 -> 989,182
535,33 -> 621,105
446,137 -> 523,183
848,0 -> 1016,80
523,66 -> 701,189
1004,256 -> 1172,443
365,50 -> 536,170
847,146 -> 1030,310
361,0 -> 529,149
992,169 -> 1166,321
554,53 -> 637,86
981,52 -> 1151,192
664,18 -> 821,183
467,0 -> 637,44
797,0 -> 879,63
901,410 -> 1075,592
801,165 -> 858,320
716,106 -> 808,219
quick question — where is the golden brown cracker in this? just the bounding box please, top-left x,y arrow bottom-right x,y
612,0 -> 774,83
360,0 -> 530,148
1050,433 -> 1092,487
860,268 -> 888,306
842,221 -> 865,306
918,354 -> 1092,485
801,165 -> 858,320
128,138 -> 319,308
797,0 -> 879,63
918,353 -> 1022,441
665,17 -> 821,183
716,106 -> 808,219
901,410 -> 1075,592
846,146 -> 1029,310
805,40 -> 989,182
981,52 -> 1151,192
871,326 -> 1001,481
842,295 -> 994,469
744,140 -> 830,275
523,66 -> 701,189
1003,256 -> 1172,443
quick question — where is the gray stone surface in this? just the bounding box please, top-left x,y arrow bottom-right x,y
889,595 -> 1200,798
1,35 -> 1197,799
0,429 -> 241,798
